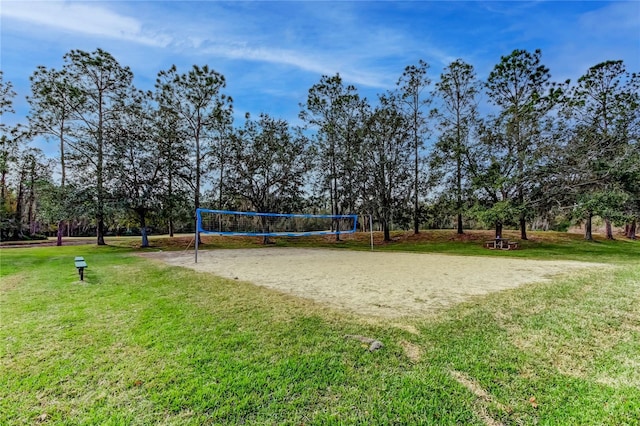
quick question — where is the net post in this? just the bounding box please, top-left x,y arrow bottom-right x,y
369,214 -> 374,251
195,208 -> 200,263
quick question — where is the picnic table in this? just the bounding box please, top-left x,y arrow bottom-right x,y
484,237 -> 518,250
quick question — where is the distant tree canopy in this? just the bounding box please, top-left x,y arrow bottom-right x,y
1,48 -> 638,244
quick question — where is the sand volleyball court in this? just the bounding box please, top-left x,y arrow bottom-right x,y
143,248 -> 599,317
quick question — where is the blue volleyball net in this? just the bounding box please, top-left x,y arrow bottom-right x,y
196,208 -> 358,237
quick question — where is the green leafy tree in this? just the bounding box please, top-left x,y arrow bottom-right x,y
226,114 -> 312,243
0,135 -> 18,239
35,181 -> 83,240
0,72 -> 17,208
8,148 -> 52,239
155,65 -> 233,235
431,59 -> 481,234
361,94 -> 413,241
28,67 -> 84,187
300,74 -> 368,239
28,66 -> 86,244
465,118 -> 521,237
396,60 -> 431,234
567,60 -> 639,240
59,49 -> 136,245
0,72 -> 24,239
486,49 -> 563,240
574,190 -> 629,241
109,90 -> 161,248
0,71 -> 16,139
153,102 -> 191,237
619,145 -> 640,239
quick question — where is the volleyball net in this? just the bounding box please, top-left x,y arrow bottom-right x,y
195,208 -> 359,262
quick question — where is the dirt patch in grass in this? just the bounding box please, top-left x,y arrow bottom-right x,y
141,248 -> 603,318
399,340 -> 423,363
0,272 -> 27,292
450,369 -> 511,426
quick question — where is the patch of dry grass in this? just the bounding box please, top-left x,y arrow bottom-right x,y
489,268 -> 640,389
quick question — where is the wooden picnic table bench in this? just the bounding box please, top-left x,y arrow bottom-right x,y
484,238 -> 519,250
74,256 -> 88,281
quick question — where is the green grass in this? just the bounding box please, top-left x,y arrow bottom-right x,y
92,229 -> 640,264
1,232 -> 639,424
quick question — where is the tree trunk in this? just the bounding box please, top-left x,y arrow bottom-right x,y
139,210 -> 149,248
627,220 -> 636,240
585,212 -> 593,241
456,131 -> 463,235
413,138 -> 420,235
97,216 -> 106,245
96,92 -> 106,246
259,216 -> 273,245
14,175 -> 24,239
27,196 -> 35,235
0,168 -> 6,201
57,220 -> 64,246
332,176 -> 340,242
60,120 -> 66,187
382,218 -> 391,242
168,171 -> 174,237
26,158 -> 36,236
519,215 -> 528,240
605,218 -> 614,240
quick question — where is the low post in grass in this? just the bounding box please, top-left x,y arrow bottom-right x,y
194,208 -> 358,263
74,256 -> 87,281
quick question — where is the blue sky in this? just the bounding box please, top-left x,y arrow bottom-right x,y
2,1 -> 639,156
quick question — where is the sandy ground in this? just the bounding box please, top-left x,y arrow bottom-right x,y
142,248 -> 601,318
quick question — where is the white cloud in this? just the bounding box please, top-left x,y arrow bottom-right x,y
579,1 -> 640,34
164,2 -> 439,90
0,1 -> 172,47
1,1 -> 396,88
200,41 -> 391,89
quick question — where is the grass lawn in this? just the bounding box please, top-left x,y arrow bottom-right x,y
1,231 -> 639,425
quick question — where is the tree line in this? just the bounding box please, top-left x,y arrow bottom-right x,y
0,48 -> 638,246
